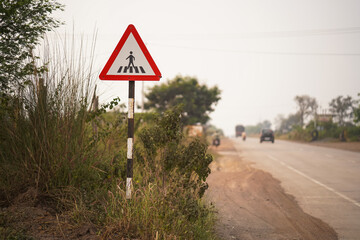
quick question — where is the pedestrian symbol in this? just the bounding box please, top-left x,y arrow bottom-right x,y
116,51 -> 146,74
127,51 -> 135,68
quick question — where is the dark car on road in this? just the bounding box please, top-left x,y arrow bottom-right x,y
260,129 -> 274,143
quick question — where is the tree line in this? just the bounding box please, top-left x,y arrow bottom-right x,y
246,94 -> 360,141
277,94 -> 359,129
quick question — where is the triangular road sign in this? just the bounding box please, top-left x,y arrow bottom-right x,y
99,24 -> 161,81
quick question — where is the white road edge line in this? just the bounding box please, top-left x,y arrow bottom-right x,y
267,154 -> 360,209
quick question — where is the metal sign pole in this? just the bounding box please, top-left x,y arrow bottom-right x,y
126,80 -> 135,199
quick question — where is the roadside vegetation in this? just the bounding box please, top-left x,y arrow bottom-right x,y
245,94 -> 360,143
0,74 -> 218,239
0,1 -> 221,239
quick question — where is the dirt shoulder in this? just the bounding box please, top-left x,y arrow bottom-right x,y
308,141 -> 360,153
0,188 -> 99,240
206,138 -> 338,240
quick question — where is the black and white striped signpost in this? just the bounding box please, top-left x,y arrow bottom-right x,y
126,81 -> 135,199
99,24 -> 161,199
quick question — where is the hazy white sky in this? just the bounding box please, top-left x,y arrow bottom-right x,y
53,0 -> 360,136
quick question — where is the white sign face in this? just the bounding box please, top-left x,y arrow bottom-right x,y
99,24 -> 161,81
106,33 -> 155,76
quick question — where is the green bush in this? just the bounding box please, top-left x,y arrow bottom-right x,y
346,126 -> 360,142
286,125 -> 312,141
282,120 -> 360,142
127,106 -> 215,239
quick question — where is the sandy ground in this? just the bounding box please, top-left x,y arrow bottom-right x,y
206,138 -> 338,240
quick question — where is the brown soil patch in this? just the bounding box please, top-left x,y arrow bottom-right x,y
0,188 -> 99,240
207,138 -> 338,240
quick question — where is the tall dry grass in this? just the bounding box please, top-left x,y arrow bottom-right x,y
0,33 -> 97,201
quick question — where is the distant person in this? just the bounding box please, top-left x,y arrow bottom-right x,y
242,132 -> 246,141
213,135 -> 220,147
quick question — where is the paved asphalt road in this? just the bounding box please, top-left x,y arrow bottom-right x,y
232,137 -> 360,240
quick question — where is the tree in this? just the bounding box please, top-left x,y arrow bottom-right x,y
275,113 -> 301,133
354,93 -> 360,124
294,95 -> 318,127
329,95 -> 355,126
261,120 -> 272,129
145,75 -> 221,125
0,0 -> 63,94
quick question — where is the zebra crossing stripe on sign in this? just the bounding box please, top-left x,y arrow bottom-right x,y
99,24 -> 161,81
117,66 -> 146,74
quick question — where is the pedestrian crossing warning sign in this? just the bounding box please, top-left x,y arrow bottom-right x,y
99,24 -> 161,81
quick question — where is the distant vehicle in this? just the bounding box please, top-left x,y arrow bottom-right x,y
260,129 -> 274,143
235,125 -> 246,141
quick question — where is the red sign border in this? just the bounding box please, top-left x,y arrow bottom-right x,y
99,24 -> 161,81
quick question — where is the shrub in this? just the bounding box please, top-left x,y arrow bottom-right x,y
286,125 -> 312,142
346,126 -> 360,142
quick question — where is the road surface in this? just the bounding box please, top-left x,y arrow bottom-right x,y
233,137 -> 360,240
